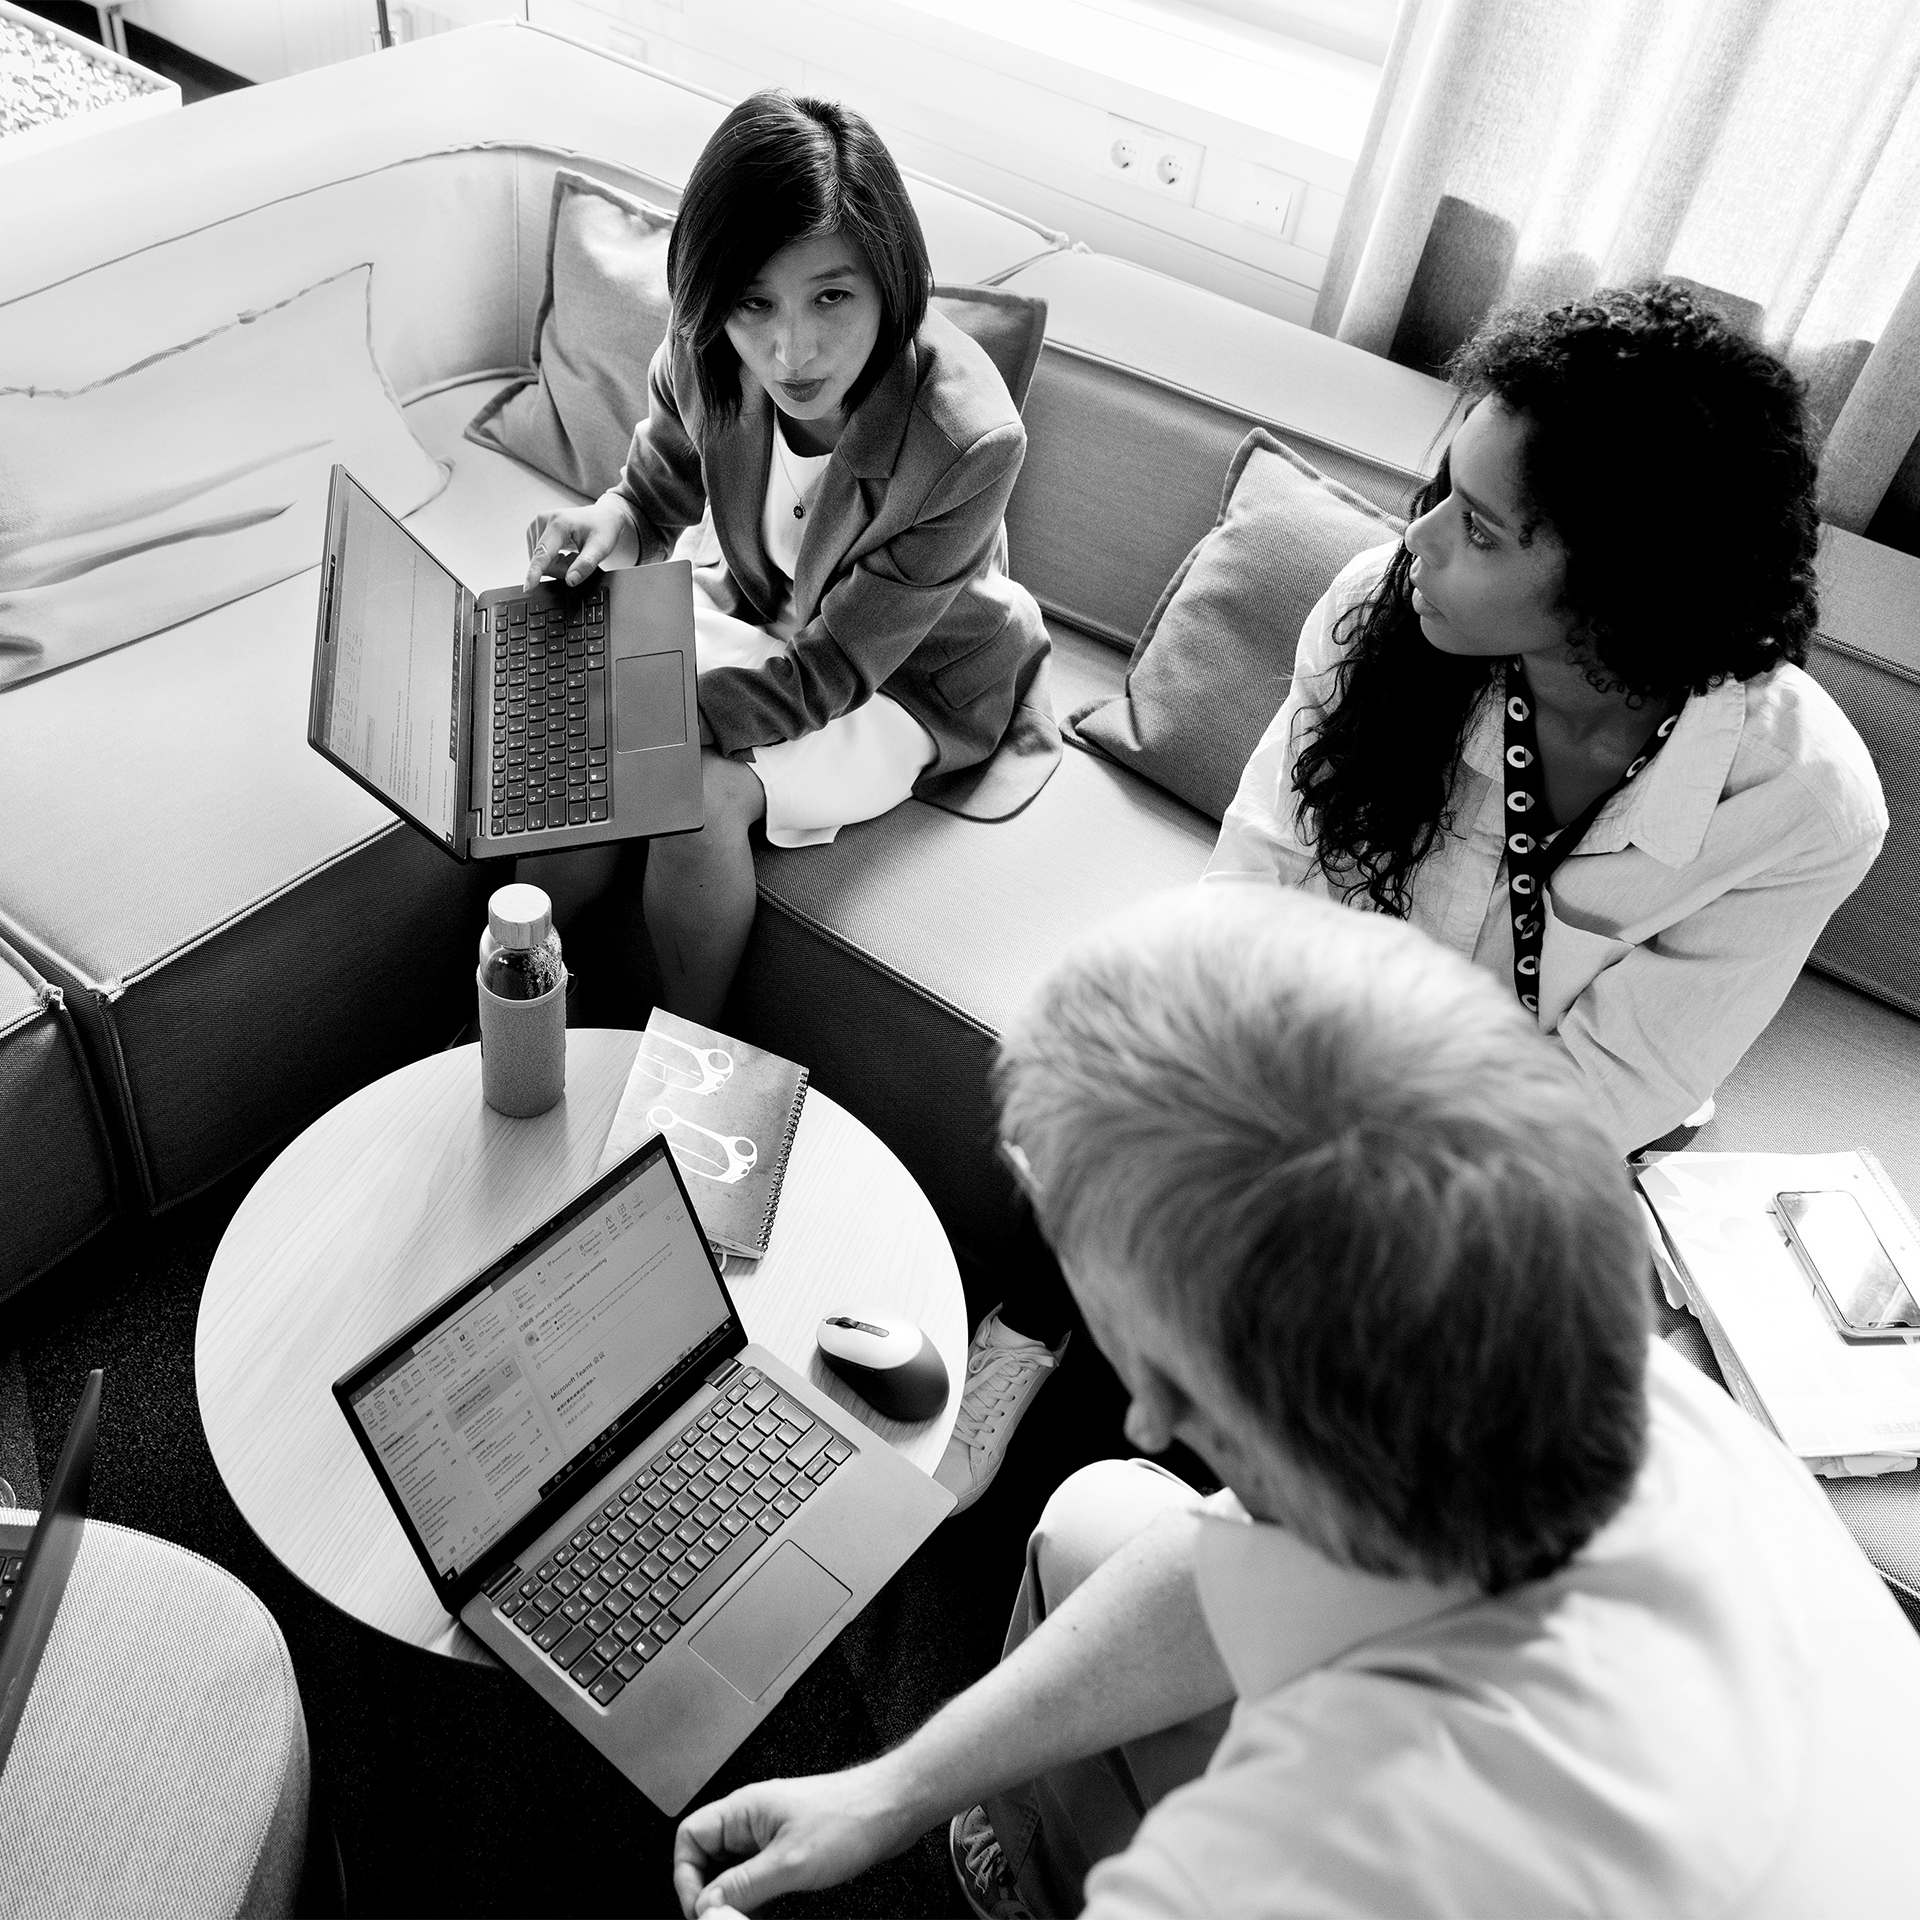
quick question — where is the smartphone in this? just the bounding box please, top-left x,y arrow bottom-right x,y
1777,1189 -> 1920,1340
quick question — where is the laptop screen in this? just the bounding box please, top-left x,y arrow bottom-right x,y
339,1140 -> 735,1586
319,472 -> 463,845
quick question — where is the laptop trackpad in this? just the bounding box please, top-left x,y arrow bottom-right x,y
690,1544 -> 850,1701
615,651 -> 689,752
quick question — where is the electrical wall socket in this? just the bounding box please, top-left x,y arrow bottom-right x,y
1238,165 -> 1302,239
1101,116 -> 1204,207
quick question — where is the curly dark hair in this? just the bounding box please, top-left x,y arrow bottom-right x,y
1293,282 -> 1821,915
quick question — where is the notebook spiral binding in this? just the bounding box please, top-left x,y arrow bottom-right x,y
755,1070 -> 810,1255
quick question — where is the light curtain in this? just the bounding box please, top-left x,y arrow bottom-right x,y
1314,0 -> 1920,535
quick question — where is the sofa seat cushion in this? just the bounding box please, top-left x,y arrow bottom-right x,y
0,377 -> 559,1209
738,622 -> 1211,1262
1695,969 -> 1920,1206
0,936 -> 114,1302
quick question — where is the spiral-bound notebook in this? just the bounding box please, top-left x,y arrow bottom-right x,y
596,1012 -> 809,1259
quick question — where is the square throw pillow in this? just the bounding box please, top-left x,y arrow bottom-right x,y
931,283 -> 1047,411
0,264 -> 447,692
465,169 -> 676,496
1065,428 -> 1405,821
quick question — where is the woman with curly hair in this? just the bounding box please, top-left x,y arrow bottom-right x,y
1207,283 -> 1886,1155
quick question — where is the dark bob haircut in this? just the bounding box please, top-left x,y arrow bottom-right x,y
667,90 -> 932,424
1294,282 -> 1822,914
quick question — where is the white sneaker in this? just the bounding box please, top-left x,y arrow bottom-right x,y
935,1307 -> 1067,1515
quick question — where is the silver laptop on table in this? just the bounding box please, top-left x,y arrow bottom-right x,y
334,1134 -> 953,1814
308,465 -> 703,859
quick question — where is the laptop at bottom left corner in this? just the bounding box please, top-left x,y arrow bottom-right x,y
0,1368 -> 102,1777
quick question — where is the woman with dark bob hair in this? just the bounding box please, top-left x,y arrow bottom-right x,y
1208,283 -> 1886,1155
525,91 -> 1055,1022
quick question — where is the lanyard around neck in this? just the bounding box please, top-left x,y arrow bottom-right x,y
1502,664 -> 1681,1015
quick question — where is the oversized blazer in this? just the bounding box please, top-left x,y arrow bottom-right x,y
605,308 -> 1060,820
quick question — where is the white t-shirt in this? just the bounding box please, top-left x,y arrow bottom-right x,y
761,423 -> 830,585
1084,1341 -> 1920,1919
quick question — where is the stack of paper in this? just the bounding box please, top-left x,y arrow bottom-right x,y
1637,1151 -> 1920,1478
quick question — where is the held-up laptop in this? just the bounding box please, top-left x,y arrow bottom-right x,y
334,1135 -> 953,1814
0,1369 -> 102,1777
307,465 -> 703,859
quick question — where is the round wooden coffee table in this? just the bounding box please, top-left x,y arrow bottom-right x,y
196,1029 -> 966,1664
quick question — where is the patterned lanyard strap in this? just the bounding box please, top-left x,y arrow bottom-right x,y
1502,665 -> 1682,1015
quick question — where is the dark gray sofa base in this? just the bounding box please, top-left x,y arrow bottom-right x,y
0,937 -> 117,1305
9,830 -> 490,1215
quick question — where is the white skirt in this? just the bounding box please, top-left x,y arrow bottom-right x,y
681,528 -> 936,849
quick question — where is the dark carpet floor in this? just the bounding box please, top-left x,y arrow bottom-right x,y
4,1147 -> 1145,1918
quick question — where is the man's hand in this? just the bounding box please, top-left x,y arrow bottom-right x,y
673,1763 -> 923,1917
524,500 -> 638,591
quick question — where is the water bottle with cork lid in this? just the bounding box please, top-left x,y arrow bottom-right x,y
477,882 -> 566,1117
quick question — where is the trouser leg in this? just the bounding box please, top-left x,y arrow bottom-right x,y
980,1460 -> 1233,1917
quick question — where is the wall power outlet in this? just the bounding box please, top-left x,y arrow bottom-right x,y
1100,115 -> 1204,207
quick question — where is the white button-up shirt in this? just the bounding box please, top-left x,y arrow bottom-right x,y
1081,1343 -> 1920,1919
1206,546 -> 1888,1153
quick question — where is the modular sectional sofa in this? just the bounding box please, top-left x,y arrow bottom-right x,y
5,27 -> 1919,1599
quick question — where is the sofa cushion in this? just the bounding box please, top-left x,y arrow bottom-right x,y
0,264 -> 445,691
1068,430 -> 1403,821
466,170 -> 676,498
0,935 -> 115,1301
998,249 -> 1455,650
928,284 -> 1048,412
0,378 -> 555,1209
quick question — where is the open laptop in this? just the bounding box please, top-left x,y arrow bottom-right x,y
0,1369 -> 102,1777
334,1135 -> 953,1814
308,465 -> 703,860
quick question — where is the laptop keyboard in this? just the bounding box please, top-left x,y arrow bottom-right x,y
488,584 -> 609,837
490,1367 -> 853,1707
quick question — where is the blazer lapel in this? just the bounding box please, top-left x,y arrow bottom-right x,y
705,382 -> 781,623
792,339 -> 920,621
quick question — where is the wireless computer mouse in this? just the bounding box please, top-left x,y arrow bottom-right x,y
815,1312 -> 950,1424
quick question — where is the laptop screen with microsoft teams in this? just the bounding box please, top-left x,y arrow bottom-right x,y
322,475 -> 462,844
342,1146 -> 732,1583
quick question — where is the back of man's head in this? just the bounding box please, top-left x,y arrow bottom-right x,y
995,884 -> 1651,1595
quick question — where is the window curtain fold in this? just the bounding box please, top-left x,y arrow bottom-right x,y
1315,0 -> 1920,541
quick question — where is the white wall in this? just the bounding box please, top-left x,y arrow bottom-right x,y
122,0 -> 1379,326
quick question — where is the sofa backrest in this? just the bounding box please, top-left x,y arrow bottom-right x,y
997,250 -> 1456,649
1804,530 -> 1920,1019
0,23 -> 1063,403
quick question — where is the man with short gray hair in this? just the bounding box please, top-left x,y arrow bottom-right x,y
672,887 -> 1920,1919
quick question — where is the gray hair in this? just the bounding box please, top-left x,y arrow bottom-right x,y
994,883 -> 1650,1594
